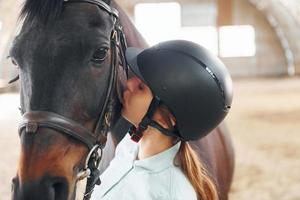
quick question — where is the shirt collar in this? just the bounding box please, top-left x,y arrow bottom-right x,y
133,141 -> 181,172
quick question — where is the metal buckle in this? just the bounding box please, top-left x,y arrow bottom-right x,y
130,132 -> 142,143
77,145 -> 103,180
111,29 -> 118,44
25,122 -> 38,133
104,112 -> 111,127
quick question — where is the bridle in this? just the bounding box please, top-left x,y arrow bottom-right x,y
18,0 -> 128,199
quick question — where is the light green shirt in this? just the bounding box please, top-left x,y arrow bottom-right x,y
91,134 -> 197,200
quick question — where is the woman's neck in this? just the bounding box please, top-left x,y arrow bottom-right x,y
137,127 -> 174,160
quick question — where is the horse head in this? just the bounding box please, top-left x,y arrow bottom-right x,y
9,0 -> 128,199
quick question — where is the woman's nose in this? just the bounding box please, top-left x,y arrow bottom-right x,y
126,77 -> 142,91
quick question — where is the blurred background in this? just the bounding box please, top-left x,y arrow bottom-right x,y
0,0 -> 299,199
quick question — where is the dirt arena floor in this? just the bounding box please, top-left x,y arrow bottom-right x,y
0,77 -> 300,200
227,77 -> 300,200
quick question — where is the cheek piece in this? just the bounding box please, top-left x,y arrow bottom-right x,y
128,96 -> 183,142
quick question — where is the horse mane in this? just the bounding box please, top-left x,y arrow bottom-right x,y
19,0 -> 64,24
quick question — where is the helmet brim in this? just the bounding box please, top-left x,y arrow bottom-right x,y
125,47 -> 147,83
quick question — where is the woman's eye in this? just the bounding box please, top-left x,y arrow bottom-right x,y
91,47 -> 109,63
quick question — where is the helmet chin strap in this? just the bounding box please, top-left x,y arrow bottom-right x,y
128,96 -> 182,142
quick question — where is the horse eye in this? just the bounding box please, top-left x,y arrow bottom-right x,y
91,47 -> 109,63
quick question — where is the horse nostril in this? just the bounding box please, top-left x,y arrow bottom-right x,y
48,177 -> 69,200
11,177 -> 20,200
12,177 -> 19,191
53,183 -> 67,200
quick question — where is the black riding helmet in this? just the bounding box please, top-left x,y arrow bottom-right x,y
125,40 -> 233,141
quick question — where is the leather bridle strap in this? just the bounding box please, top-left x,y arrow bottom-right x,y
64,0 -> 118,18
93,30 -> 119,139
19,111 -> 97,149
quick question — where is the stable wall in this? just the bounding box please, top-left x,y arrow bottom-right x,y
222,0 -> 286,77
117,0 -> 289,77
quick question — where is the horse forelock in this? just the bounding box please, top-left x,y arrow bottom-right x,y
19,0 -> 112,25
20,0 -> 64,25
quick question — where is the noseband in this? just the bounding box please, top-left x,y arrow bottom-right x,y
18,0 -> 128,199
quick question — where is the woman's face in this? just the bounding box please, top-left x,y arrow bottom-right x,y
122,76 -> 153,127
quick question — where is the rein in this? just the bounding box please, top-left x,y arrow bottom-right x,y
18,0 -> 128,199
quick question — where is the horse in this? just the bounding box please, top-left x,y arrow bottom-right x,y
8,0 -> 234,199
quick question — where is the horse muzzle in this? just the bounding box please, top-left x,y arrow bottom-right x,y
12,175 -> 70,200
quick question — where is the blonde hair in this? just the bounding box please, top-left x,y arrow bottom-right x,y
177,142 -> 219,200
157,106 -> 219,200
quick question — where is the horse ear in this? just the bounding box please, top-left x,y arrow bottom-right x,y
103,0 -> 111,5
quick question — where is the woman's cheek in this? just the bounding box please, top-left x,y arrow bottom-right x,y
123,90 -> 130,102
122,92 -> 131,114
123,91 -> 134,108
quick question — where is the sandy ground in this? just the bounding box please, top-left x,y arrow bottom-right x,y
227,77 -> 300,200
0,77 -> 300,200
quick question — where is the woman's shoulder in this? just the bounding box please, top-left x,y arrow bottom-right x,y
169,166 -> 198,200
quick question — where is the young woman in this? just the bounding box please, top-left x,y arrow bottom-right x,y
91,40 -> 233,200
